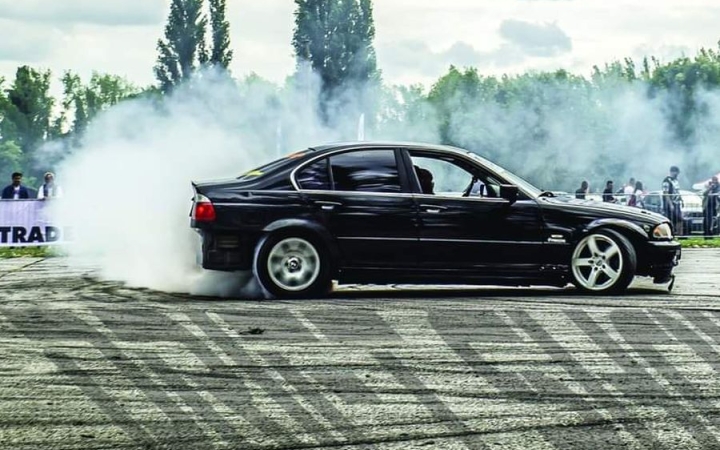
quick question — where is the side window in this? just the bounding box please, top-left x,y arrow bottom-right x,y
410,154 -> 501,198
330,150 -> 401,193
296,158 -> 331,190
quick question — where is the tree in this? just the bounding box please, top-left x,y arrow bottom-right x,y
292,0 -> 379,122
154,0 -> 208,92
0,66 -> 54,169
0,140 -> 23,184
208,0 -> 233,68
58,71 -> 140,137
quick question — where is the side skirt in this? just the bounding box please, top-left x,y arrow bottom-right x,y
337,267 -> 569,288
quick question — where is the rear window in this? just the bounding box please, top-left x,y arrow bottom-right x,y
237,150 -> 310,181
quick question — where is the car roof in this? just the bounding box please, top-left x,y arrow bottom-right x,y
309,141 -> 473,156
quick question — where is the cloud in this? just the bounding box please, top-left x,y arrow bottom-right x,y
378,40 -> 526,79
0,0 -> 166,26
499,19 -> 572,57
0,20 -> 61,62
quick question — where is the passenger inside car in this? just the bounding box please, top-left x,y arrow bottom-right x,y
414,166 -> 435,194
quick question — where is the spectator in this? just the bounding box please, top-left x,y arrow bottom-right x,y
622,177 -> 636,203
703,176 -> 720,238
37,172 -> 63,199
575,181 -> 589,200
662,166 -> 683,235
1,172 -> 29,200
602,180 -> 616,203
628,181 -> 645,208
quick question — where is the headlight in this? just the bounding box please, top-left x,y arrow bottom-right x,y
652,223 -> 673,239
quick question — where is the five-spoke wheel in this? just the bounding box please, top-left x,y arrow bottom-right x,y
570,230 -> 636,294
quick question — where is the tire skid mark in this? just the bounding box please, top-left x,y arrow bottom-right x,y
378,309 -> 553,450
498,311 -> 650,450
68,307 -> 237,450
205,309 -> 401,447
0,309 -> 158,449
291,308 -> 482,447
641,310 -> 720,442
168,311 -> 321,447
41,343 -> 169,446
588,311 -> 705,449
0,257 -> 45,281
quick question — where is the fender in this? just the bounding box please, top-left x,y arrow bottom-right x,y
262,218 -> 341,266
584,218 -> 649,242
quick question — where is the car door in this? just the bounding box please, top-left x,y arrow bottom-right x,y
294,148 -> 419,269
406,150 -> 545,274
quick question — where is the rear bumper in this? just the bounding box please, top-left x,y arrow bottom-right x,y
645,240 -> 681,283
196,230 -> 254,271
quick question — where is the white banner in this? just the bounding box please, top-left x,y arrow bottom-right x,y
0,200 -> 66,247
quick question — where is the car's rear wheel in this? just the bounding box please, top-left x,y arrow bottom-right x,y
254,233 -> 332,298
570,229 -> 636,294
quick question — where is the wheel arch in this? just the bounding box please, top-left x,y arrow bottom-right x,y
261,218 -> 340,272
579,218 -> 653,277
583,218 -> 649,249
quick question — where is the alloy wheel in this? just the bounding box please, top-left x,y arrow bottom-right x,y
267,237 -> 321,292
571,234 -> 624,291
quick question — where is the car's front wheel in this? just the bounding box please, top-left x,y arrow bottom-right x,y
254,233 -> 332,298
570,229 -> 636,294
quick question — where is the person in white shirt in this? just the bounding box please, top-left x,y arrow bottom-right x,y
37,172 -> 63,200
628,181 -> 645,208
622,177 -> 636,203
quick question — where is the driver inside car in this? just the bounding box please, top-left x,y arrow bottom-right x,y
468,178 -> 486,197
414,166 -> 435,195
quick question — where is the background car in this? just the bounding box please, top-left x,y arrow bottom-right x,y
641,190 -> 704,235
190,142 -> 681,298
692,172 -> 720,190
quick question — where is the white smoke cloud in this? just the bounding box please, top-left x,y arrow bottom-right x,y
48,69 -> 361,297
442,78 -> 717,193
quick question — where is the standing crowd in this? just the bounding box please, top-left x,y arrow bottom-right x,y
1,172 -> 63,200
575,165 -> 720,237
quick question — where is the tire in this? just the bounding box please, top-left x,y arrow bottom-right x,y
569,229 -> 637,294
254,232 -> 333,299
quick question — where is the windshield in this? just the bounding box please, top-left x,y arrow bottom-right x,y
465,151 -> 543,198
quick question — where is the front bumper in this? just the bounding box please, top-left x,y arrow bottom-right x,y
645,239 -> 681,283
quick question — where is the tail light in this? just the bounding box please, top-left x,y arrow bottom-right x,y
192,194 -> 216,222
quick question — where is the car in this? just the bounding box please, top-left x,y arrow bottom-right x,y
641,190 -> 704,235
190,142 -> 681,298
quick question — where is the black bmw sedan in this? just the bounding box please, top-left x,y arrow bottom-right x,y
190,142 -> 681,298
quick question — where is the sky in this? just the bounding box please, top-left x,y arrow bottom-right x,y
0,0 -> 719,90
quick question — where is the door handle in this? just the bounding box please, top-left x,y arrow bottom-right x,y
315,200 -> 342,211
420,204 -> 447,214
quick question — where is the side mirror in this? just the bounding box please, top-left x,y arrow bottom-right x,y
499,184 -> 519,205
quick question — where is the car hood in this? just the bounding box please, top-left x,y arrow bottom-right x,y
539,196 -> 668,225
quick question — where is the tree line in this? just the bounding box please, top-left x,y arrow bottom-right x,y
1,0 -> 719,189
